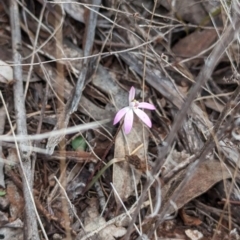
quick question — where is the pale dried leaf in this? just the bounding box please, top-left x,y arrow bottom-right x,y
99,224 -> 126,239
0,60 -> 13,82
204,98 -> 224,112
61,0 -> 85,23
113,125 -> 150,203
185,229 -> 203,240
219,140 -> 240,167
77,198 -> 126,240
0,218 -> 23,240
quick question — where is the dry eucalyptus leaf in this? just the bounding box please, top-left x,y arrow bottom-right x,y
161,159 -> 234,215
204,98 -> 224,112
172,29 -> 217,58
113,126 -> 149,204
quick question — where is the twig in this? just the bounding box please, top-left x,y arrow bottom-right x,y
9,1 -> 43,239
0,119 -> 110,142
0,106 -> 6,188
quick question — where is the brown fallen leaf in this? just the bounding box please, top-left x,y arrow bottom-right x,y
6,181 -> 24,222
179,208 -> 202,226
161,158 -> 234,215
172,29 -> 217,58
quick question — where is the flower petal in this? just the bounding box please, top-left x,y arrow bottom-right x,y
124,109 -> 134,134
134,109 -> 152,128
138,102 -> 156,110
129,86 -> 135,103
113,107 -> 129,125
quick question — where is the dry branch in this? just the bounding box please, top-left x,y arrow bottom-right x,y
0,106 -> 6,188
9,1 -> 40,239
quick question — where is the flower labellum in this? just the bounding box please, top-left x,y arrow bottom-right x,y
113,86 -> 155,134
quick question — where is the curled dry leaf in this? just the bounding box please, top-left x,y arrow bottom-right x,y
179,208 -> 202,226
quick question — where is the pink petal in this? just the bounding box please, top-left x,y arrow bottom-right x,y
113,107 -> 129,125
138,102 -> 156,110
124,109 -> 134,134
129,86 -> 135,103
134,109 -> 152,128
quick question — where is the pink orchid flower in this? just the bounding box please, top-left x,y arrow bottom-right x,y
113,86 -> 155,134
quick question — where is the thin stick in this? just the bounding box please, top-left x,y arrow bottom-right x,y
9,1 -> 41,239
0,119 -> 110,142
